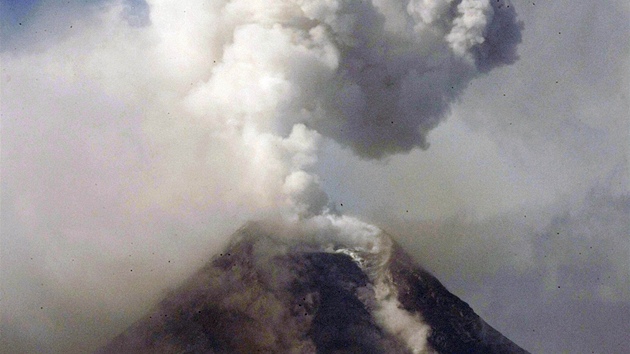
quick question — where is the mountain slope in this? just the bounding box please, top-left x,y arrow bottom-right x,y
98,221 -> 529,354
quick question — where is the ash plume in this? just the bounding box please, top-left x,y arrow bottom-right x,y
1,0 -> 524,223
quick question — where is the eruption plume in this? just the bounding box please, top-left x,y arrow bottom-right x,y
179,0 -> 522,216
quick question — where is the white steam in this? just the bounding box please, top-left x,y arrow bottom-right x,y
447,0 -> 493,57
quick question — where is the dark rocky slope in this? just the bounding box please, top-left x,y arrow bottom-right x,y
98,222 -> 529,354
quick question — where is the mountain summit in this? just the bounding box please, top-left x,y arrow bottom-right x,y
99,220 -> 529,353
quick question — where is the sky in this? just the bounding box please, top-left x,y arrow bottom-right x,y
1,0 -> 628,353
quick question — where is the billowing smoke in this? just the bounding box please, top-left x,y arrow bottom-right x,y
1,0 -> 523,352
173,0 -> 523,214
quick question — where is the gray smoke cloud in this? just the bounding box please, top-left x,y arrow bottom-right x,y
293,0 -> 522,157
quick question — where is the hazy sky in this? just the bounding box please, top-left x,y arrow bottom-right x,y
1,1 -> 628,353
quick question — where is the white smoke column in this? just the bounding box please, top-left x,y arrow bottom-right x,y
177,0 -> 522,209
164,0 -> 521,212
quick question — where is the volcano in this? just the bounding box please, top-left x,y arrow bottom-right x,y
98,220 -> 529,354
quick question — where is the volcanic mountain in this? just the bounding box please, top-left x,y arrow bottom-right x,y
98,220 -> 529,354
